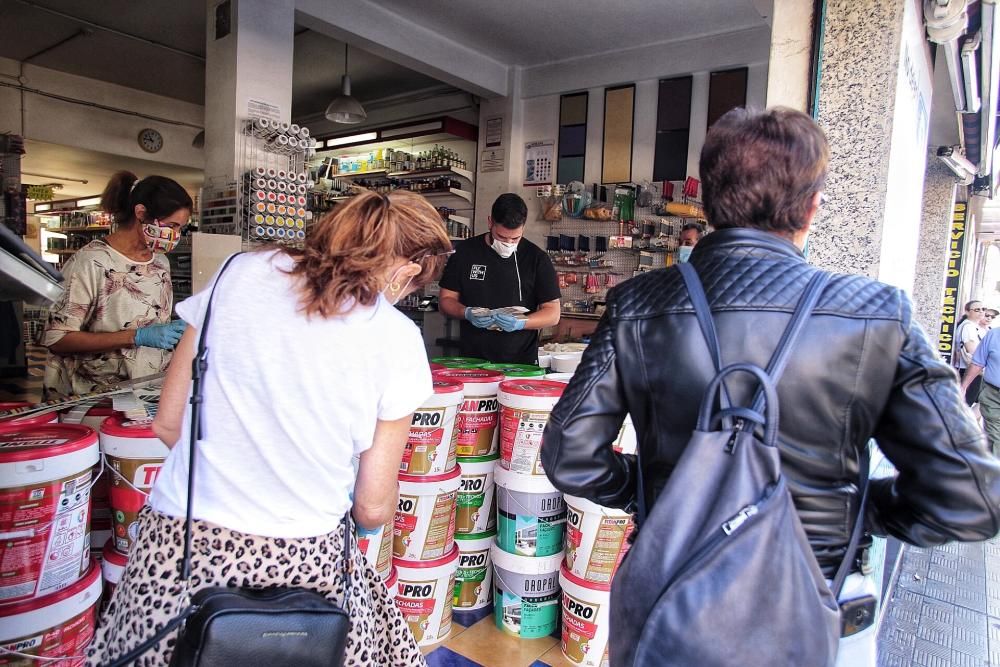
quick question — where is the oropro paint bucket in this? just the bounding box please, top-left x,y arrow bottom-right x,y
559,563 -> 612,666
357,521 -> 393,581
491,543 -> 561,639
494,466 -> 565,557
564,495 -> 634,584
0,425 -> 99,603
453,531 -> 495,611
384,566 -> 398,599
456,455 -> 497,534
394,546 -> 459,647
481,364 -> 547,378
401,380 -> 462,476
613,416 -> 637,455
498,379 -> 565,476
431,356 -> 488,369
394,467 -> 461,561
100,539 -> 127,600
99,416 -> 169,554
433,369 -> 503,457
0,402 -> 57,430
0,561 -> 102,666
545,372 -> 575,383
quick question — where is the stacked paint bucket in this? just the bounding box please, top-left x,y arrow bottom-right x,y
0,411 -> 104,665
390,376 -> 465,648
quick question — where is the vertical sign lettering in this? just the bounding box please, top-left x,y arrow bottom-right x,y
937,202 -> 967,363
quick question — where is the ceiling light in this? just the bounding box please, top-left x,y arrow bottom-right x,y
325,132 -> 378,148
325,44 -> 367,125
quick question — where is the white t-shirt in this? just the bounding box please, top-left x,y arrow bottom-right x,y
148,251 -> 432,538
958,320 -> 986,369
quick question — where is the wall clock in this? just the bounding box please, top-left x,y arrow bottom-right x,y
138,128 -> 164,153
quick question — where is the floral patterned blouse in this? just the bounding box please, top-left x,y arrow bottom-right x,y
42,240 -> 173,397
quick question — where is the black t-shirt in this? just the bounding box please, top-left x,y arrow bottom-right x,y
439,233 -> 560,364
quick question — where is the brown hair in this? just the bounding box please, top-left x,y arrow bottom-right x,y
100,171 -> 193,227
285,190 -> 452,318
700,107 -> 829,235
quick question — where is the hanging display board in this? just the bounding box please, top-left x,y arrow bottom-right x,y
937,201 -> 968,364
524,141 -> 554,186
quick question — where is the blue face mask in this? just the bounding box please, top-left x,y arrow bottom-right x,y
678,246 -> 693,263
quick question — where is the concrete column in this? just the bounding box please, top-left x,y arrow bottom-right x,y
203,0 -> 295,182
765,0 -> 815,111
812,0 -> 933,293
912,160 -> 958,345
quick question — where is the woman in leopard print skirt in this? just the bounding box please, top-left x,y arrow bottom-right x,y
88,191 -> 454,666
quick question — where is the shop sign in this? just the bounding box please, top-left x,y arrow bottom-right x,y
486,116 -> 503,148
247,98 -> 281,123
481,149 -> 504,173
937,201 -> 967,363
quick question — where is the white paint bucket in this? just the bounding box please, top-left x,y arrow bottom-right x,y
545,372 -> 575,383
453,531 -> 495,611
613,416 -> 637,455
455,455 -> 497,535
393,546 -> 459,647
384,566 -> 398,599
564,495 -> 634,584
0,425 -> 99,603
62,405 -> 118,539
0,402 -> 57,430
559,562 -> 612,666
490,543 -> 561,639
433,369 -> 504,457
402,380 -> 463,476
0,560 -> 102,666
99,416 -> 169,554
494,466 -> 565,557
394,466 -> 461,561
552,353 -> 583,373
100,539 -> 127,601
498,379 -> 566,476
358,520 -> 394,581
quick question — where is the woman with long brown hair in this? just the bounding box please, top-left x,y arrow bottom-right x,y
88,191 -> 452,666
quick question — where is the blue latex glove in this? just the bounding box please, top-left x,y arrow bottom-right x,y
134,320 -> 186,350
464,306 -> 494,329
494,312 -> 526,332
357,524 -> 381,537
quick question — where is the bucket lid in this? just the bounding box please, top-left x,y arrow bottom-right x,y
0,424 -> 98,463
456,453 -> 499,464
61,404 -> 117,417
482,364 -> 546,377
398,465 -> 462,484
560,560 -> 612,592
455,529 -> 497,542
102,539 -> 128,567
498,379 -> 567,398
0,559 -> 101,617
490,542 -> 563,574
432,379 -> 463,394
0,402 -> 57,429
433,368 -> 504,383
431,357 -> 487,367
100,414 -> 157,438
493,464 -> 559,493
393,544 -> 459,569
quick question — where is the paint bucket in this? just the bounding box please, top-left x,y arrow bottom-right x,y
401,380 -> 462,476
59,403 -> 117,431
552,353 -> 583,373
394,546 -> 459,647
0,402 -> 57,431
490,543 -> 561,639
384,566 -> 398,599
613,416 -> 637,455
100,539 -> 127,601
394,467 -> 461,561
0,425 -> 99,603
433,369 -> 503,457
99,416 -> 169,554
0,561 -> 102,666
494,466 -> 565,557
431,356 -> 488,369
61,405 -> 118,538
357,521 -> 393,581
559,562 -> 612,666
481,364 -> 547,378
453,531 -> 495,611
537,351 -> 552,369
545,373 -> 575,383
564,495 -> 634,584
498,380 -> 566,476
456,454 -> 497,534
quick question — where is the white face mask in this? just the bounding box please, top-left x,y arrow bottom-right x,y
491,233 -> 519,259
677,246 -> 693,263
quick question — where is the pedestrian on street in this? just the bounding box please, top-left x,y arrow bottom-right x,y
961,326 -> 1000,456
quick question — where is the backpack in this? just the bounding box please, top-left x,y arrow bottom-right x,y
609,262 -> 868,667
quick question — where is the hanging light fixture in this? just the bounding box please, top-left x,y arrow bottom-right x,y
325,43 -> 367,124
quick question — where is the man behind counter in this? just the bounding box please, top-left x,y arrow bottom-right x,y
439,193 -> 560,364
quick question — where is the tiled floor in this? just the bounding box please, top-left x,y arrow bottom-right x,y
423,608 -> 577,667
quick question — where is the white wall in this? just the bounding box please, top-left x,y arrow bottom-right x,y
0,57 -> 204,169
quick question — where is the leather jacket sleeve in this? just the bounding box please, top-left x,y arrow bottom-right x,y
542,311 -> 638,509
869,294 -> 1000,544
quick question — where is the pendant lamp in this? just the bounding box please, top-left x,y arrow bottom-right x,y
325,44 -> 367,124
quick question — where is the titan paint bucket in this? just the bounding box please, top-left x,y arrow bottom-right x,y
431,356 -> 488,369
394,546 -> 459,647
394,467 -> 461,561
100,539 -> 127,601
433,369 -> 503,457
62,406 -> 118,538
402,380 -> 462,476
491,543 -> 561,639
99,416 -> 170,554
456,455 -> 497,534
613,416 -> 637,455
498,380 -> 565,476
0,561 -> 102,666
384,566 -> 398,599
453,531 -> 495,611
357,521 -> 393,581
564,495 -> 634,584
0,425 -> 99,603
0,402 -> 57,431
560,563 -> 612,667
481,364 -> 547,378
494,466 -> 565,557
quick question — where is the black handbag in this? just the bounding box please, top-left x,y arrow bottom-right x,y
104,253 -> 352,667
